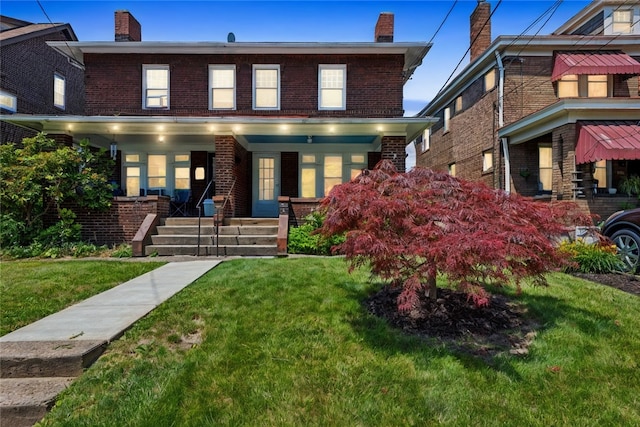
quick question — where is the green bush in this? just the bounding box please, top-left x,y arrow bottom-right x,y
288,212 -> 345,255
559,240 -> 625,274
110,244 -> 133,258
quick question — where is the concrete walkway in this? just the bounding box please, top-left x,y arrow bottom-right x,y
0,260 -> 221,427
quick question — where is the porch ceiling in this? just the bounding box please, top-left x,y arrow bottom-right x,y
2,115 -> 437,149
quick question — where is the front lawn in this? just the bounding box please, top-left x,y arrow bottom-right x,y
0,260 -> 165,336
40,257 -> 639,426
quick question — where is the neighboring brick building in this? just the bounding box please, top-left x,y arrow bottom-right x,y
416,0 -> 640,220
4,10 -> 435,221
0,15 -> 84,144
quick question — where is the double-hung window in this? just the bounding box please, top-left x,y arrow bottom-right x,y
0,90 -> 17,112
612,9 -> 633,34
538,145 -> 552,192
143,65 -> 169,109
318,64 -> 346,110
209,65 -> 235,110
124,154 -> 142,197
148,154 -> 167,189
54,73 -> 65,110
253,65 -> 280,110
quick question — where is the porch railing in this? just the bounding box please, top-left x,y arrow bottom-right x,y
196,179 -> 215,257
215,178 -> 237,257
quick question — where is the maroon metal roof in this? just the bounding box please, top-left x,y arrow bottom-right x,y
551,52 -> 640,81
575,121 -> 640,164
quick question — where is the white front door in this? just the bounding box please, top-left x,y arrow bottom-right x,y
252,153 -> 280,217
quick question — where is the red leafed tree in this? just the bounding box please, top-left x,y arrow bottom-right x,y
319,160 -> 592,311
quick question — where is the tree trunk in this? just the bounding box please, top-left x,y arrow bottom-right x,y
424,273 -> 437,301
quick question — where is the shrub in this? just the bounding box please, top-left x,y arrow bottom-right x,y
110,244 -> 133,258
288,212 -> 345,255
559,240 -> 625,274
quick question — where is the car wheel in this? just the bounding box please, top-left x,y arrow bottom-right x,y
610,229 -> 640,273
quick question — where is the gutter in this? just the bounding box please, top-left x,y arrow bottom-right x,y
495,50 -> 510,194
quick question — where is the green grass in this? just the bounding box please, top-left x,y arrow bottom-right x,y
0,260 -> 165,336
37,257 -> 640,426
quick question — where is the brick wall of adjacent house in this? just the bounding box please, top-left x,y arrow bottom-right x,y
1,30 -> 84,144
49,196 -> 169,245
83,53 -> 405,117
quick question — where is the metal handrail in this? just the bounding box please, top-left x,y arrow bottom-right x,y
196,179 -> 216,256
216,178 -> 237,257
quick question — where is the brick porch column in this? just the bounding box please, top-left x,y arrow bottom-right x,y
380,135 -> 406,172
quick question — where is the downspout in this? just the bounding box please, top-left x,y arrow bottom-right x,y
495,50 -> 510,194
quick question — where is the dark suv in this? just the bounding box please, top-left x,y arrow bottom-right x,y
601,207 -> 640,273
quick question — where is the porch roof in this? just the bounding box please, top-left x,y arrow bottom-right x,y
1,114 -> 437,150
551,51 -> 640,82
575,121 -> 640,165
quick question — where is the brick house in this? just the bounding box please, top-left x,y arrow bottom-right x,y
3,10 -> 435,232
0,15 -> 84,144
415,0 -> 640,220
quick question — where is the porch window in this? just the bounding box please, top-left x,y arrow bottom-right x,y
54,74 -> 65,110
148,154 -> 167,189
300,154 -> 317,198
125,166 -> 141,197
482,150 -> 493,172
253,65 -> 280,110
324,155 -> 343,196
209,65 -> 235,110
349,154 -> 366,179
612,9 -> 633,34
539,145 -> 552,192
174,154 -> 190,190
318,65 -> 346,110
0,90 -> 17,112
143,65 -> 169,109
557,74 -> 579,98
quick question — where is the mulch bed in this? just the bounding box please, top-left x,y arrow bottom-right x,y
364,273 -> 638,362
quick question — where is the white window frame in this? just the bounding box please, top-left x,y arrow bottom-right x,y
209,65 -> 236,110
318,64 -> 346,110
0,90 -> 17,112
174,154 -> 191,190
143,65 -> 170,110
539,144 -> 553,192
54,73 -> 65,110
253,64 -> 280,110
299,152 -> 366,198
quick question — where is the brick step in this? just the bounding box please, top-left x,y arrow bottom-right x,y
0,377 -> 74,427
145,244 -> 278,257
0,341 -> 106,379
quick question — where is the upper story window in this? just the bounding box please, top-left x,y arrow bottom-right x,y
482,150 -> 493,172
612,9 -> 633,34
253,65 -> 280,110
448,163 -> 457,177
557,74 -> 611,98
454,96 -> 463,113
484,69 -> 496,92
143,65 -> 169,109
443,107 -> 451,133
420,129 -> 430,152
54,73 -> 65,110
318,64 -> 346,110
209,65 -> 235,110
0,90 -> 17,112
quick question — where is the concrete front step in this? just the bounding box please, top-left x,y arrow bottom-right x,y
0,377 -> 74,427
145,244 -> 278,257
156,225 -> 278,236
0,340 -> 106,379
164,217 -> 278,226
152,235 -> 276,246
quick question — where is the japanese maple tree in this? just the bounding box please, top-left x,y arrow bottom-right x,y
319,160 -> 592,311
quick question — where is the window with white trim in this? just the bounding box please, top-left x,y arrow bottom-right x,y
300,153 -> 366,198
209,65 -> 235,110
54,74 -> 65,110
482,150 -> 493,172
253,65 -> 280,110
124,154 -> 141,197
420,129 -> 430,152
612,9 -> 633,34
143,65 -> 169,109
443,107 -> 451,133
174,154 -> 190,190
300,154 -> 317,198
539,145 -> 552,192
0,90 -> 17,112
318,64 -> 346,110
148,154 -> 167,189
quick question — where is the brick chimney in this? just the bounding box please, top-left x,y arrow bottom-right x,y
115,10 -> 141,42
374,12 -> 394,42
470,0 -> 491,62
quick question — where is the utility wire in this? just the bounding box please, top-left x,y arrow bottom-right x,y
427,0 -> 459,46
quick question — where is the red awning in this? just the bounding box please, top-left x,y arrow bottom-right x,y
575,121 -> 640,164
551,52 -> 640,81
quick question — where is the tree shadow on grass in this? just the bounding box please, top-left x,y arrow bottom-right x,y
342,281 -> 624,380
